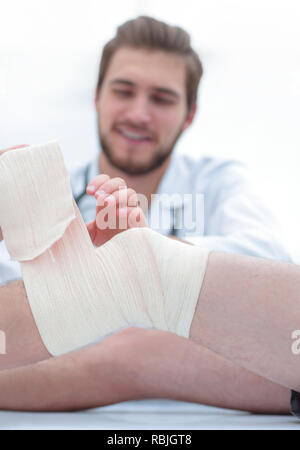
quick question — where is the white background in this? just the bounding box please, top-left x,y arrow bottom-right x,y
0,0 -> 299,259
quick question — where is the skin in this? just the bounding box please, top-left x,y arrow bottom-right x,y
0,327 -> 290,413
190,252 -> 300,392
0,280 -> 51,369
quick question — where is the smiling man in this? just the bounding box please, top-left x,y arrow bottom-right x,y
68,16 -> 291,262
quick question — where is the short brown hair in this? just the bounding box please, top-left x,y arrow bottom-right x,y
96,16 -> 203,112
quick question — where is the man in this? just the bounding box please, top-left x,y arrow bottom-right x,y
0,17 -> 292,414
72,15 -> 290,259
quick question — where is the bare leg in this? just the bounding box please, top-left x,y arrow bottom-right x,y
115,329 -> 290,414
0,278 -> 290,412
0,280 -> 50,369
190,252 -> 300,391
0,327 -> 290,412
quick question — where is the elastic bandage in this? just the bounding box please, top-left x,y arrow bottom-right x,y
0,143 -> 209,356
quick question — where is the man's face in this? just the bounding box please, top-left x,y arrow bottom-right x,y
95,47 -> 195,175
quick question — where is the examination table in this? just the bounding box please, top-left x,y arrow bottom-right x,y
0,398 -> 299,430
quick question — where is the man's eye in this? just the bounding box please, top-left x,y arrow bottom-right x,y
152,96 -> 173,105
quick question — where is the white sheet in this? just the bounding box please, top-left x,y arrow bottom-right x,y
0,399 -> 299,430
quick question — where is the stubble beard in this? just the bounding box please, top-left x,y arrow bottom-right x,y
98,127 -> 184,176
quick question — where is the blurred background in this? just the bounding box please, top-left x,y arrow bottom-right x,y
0,0 -> 299,259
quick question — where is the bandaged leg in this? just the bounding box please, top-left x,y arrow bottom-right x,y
0,143 -> 209,356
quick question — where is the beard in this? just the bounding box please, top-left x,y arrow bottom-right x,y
98,127 -> 184,176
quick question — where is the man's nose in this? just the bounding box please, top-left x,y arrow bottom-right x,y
125,96 -> 152,125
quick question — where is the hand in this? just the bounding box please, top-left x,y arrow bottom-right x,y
0,145 -> 29,241
86,174 -> 148,247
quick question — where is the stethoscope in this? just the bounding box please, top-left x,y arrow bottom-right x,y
74,164 -> 180,238
169,205 -> 181,237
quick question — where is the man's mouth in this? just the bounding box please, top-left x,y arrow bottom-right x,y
116,128 -> 152,143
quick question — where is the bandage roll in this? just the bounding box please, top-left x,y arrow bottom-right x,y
0,142 -> 75,261
0,142 -> 209,356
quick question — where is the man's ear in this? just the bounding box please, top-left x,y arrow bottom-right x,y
182,103 -> 197,131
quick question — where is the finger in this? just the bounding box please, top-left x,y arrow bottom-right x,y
96,197 -> 118,231
94,178 -> 127,212
95,177 -> 127,198
128,207 -> 148,228
109,188 -> 138,208
127,190 -> 139,207
86,174 -> 110,195
95,188 -> 139,217
117,206 -> 148,229
96,192 -> 116,216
